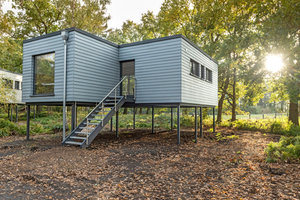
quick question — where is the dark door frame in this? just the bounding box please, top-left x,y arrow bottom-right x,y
119,59 -> 135,96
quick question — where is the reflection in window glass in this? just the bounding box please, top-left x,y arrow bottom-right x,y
206,68 -> 212,82
4,79 -> 13,88
34,53 -> 55,94
190,60 -> 199,77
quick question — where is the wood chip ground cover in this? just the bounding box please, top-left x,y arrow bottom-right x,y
0,128 -> 299,199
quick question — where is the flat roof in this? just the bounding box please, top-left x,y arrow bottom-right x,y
23,27 -> 218,64
0,68 -> 22,75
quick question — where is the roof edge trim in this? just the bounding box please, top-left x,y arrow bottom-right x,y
23,28 -> 218,64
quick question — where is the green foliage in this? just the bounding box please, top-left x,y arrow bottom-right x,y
116,113 -> 209,129
215,132 -> 239,141
0,119 -> 25,136
265,136 -> 300,163
0,37 -> 23,73
215,133 -> 224,141
227,135 -> 239,140
206,118 -> 300,137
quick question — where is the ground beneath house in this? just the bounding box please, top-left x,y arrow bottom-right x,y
0,127 -> 299,199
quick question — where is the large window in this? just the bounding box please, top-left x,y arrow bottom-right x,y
34,53 -> 55,95
190,60 -> 199,77
206,68 -> 212,82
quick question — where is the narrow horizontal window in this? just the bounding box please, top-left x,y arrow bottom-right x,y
206,68 -> 212,82
190,60 -> 199,77
34,53 -> 55,95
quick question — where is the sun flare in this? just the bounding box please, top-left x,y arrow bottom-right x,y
265,55 -> 284,73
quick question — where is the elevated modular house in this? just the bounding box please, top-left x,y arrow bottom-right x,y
0,68 -> 24,122
22,27 -> 218,148
0,68 -> 23,104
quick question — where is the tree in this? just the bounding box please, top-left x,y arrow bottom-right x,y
106,20 -> 143,44
62,0 -> 111,36
0,3 -> 23,73
5,0 -> 111,39
0,37 -> 23,73
260,0 -> 300,125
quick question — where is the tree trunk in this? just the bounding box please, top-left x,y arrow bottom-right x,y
65,106 -> 69,131
139,108 -> 143,114
217,77 -> 229,122
289,100 -> 299,126
146,108 -> 150,114
123,108 -> 127,114
217,94 -> 225,122
231,68 -> 236,121
36,105 -> 42,114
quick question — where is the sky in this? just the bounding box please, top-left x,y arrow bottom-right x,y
1,0 -> 165,29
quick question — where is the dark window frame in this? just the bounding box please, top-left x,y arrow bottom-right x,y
33,52 -> 55,95
119,59 -> 135,96
15,81 -> 20,90
201,65 -> 205,79
190,59 -> 200,77
206,68 -> 213,82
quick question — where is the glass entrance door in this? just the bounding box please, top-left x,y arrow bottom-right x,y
121,60 -> 135,96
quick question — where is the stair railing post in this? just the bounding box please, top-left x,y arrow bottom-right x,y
86,119 -> 89,145
102,102 -> 104,126
125,75 -> 128,99
115,88 -> 117,111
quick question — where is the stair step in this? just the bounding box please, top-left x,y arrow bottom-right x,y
83,122 -> 99,125
65,141 -> 83,145
107,96 -> 123,99
91,113 -> 109,116
94,107 -> 113,112
105,99 -> 119,102
75,132 -> 89,135
87,118 -> 102,121
104,103 -> 116,105
79,127 -> 95,130
91,115 -> 109,118
70,136 -> 86,140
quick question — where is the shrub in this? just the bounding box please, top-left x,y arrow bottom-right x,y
0,119 -> 28,136
265,136 -> 300,162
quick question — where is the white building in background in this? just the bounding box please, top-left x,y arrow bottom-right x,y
0,68 -> 24,104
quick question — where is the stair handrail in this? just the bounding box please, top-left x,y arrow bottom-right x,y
85,76 -> 128,119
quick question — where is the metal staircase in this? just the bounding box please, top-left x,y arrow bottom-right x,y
62,77 -> 128,148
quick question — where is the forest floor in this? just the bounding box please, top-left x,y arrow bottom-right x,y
0,127 -> 299,199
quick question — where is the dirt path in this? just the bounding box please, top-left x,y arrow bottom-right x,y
0,128 -> 299,199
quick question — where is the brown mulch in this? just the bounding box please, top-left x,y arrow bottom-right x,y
0,128 -> 299,199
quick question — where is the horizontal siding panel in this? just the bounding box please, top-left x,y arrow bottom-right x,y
73,32 -> 119,103
181,39 -> 218,106
119,38 -> 181,104
22,32 -> 76,103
